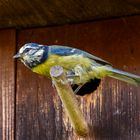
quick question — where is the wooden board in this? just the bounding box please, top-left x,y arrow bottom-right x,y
0,29 -> 16,140
16,15 -> 140,140
0,0 -> 140,28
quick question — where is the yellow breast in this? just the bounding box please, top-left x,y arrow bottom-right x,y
32,54 -> 92,77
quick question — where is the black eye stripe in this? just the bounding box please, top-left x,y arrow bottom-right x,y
22,44 -> 45,53
23,48 -> 35,54
24,48 -> 30,52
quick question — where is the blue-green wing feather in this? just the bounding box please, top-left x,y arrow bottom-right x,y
48,45 -> 110,65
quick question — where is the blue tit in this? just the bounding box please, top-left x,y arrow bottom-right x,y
14,43 -> 140,96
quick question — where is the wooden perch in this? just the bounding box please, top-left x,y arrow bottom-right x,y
50,65 -> 89,137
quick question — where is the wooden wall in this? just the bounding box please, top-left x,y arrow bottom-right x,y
0,0 -> 140,29
0,15 -> 140,140
0,30 -> 16,140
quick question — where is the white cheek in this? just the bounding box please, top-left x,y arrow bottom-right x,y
35,49 -> 44,56
23,55 -> 32,62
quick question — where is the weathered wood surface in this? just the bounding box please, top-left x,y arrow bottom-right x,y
0,0 -> 140,29
16,15 -> 140,140
0,30 -> 16,140
50,66 -> 89,137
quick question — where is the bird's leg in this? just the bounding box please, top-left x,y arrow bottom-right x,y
66,65 -> 87,87
66,74 -> 79,77
73,65 -> 86,82
73,84 -> 84,94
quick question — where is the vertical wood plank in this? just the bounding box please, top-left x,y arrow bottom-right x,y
16,15 -> 140,140
0,29 -> 16,140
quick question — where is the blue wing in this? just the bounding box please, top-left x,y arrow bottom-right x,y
48,45 -> 110,65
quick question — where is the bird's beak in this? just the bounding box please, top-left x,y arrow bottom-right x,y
13,53 -> 21,59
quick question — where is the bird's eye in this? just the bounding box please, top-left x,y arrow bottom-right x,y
24,48 -> 30,53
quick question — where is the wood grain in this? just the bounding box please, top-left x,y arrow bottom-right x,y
16,15 -> 140,140
0,29 -> 16,140
50,66 -> 89,137
0,0 -> 140,28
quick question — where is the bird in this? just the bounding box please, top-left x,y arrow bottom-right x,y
14,43 -> 140,96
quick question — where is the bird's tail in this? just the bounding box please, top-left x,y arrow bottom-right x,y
105,67 -> 140,86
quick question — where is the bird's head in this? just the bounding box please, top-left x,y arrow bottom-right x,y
13,43 -> 48,68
